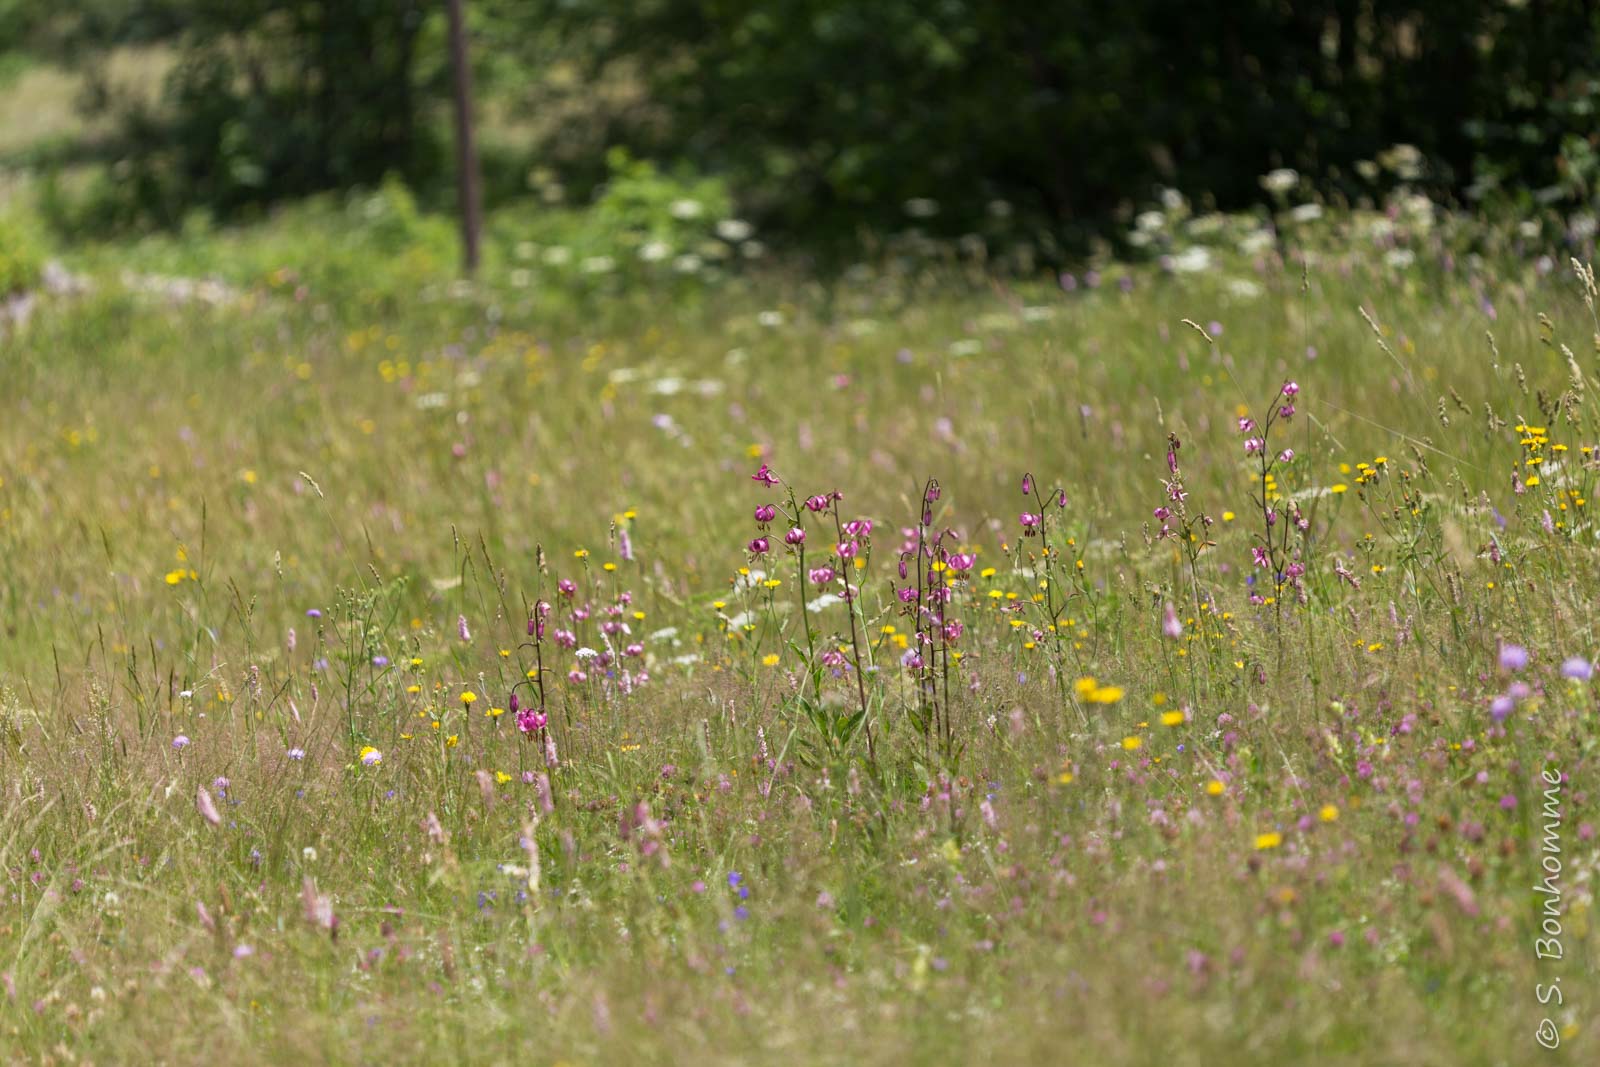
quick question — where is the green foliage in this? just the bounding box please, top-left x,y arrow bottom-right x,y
0,212 -> 44,293
56,0 -> 439,227
486,149 -> 754,291
509,0 -> 1600,253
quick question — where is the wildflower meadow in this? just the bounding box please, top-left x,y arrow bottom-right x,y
4,183 -> 1600,1064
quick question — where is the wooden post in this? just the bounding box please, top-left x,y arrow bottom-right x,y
446,0 -> 482,275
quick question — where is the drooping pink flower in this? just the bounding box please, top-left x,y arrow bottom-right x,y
751,463 -> 779,487
196,785 -> 222,827
1163,603 -> 1183,639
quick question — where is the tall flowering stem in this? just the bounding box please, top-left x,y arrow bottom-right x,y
1150,432 -> 1215,694
1238,380 -> 1305,655
1017,472 -> 1076,721
831,508 -> 876,765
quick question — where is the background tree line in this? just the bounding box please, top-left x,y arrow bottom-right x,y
6,0 -> 1600,252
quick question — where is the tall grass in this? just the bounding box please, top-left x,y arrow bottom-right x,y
0,203 -> 1596,1064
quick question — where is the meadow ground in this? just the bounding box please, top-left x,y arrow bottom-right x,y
2,194 -> 1599,1065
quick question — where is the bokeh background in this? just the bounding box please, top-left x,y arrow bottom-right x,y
3,1 -> 1600,263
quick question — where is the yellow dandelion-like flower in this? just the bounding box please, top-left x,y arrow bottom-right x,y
1074,676 -> 1099,700
1161,710 -> 1186,727
1319,804 -> 1339,823
460,691 -> 478,705
487,706 -> 505,718
1254,832 -> 1283,850
1090,686 -> 1124,705
445,734 -> 459,748
495,771 -> 513,784
1121,736 -> 1142,751
761,653 -> 780,667
1206,780 -> 1226,796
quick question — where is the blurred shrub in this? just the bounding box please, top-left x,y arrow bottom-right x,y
486,148 -> 754,288
54,0 -> 439,229
0,213 -> 45,294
